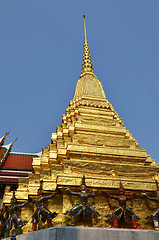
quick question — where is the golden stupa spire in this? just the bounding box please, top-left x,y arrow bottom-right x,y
80,15 -> 95,77
83,14 -> 87,44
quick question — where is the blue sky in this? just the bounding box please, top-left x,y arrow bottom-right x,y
0,1 -> 159,163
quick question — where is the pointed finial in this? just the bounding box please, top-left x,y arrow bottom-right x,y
13,135 -> 18,143
6,129 -> 10,136
11,135 -> 18,146
0,129 -> 11,146
39,180 -> 43,191
83,14 -> 87,44
80,15 -> 95,78
119,178 -> 124,189
37,180 -> 43,195
13,190 -> 16,197
11,190 -> 17,205
155,180 -> 159,190
81,174 -> 86,186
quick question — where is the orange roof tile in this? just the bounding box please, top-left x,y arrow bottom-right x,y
3,154 -> 34,170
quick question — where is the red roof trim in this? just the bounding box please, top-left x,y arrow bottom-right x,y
2,167 -> 32,171
0,148 -> 7,161
0,172 -> 28,176
0,177 -> 18,183
9,153 -> 39,157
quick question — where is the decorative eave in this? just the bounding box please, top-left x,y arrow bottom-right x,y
0,143 -> 12,162
10,151 -> 42,157
0,136 -> 18,169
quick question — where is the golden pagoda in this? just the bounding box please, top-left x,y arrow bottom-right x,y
3,15 -> 159,232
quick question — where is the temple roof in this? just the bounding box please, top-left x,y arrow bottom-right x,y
0,133 -> 41,184
3,153 -> 38,170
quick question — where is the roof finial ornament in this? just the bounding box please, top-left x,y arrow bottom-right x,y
0,129 -> 11,146
11,135 -> 18,146
81,174 -> 86,186
80,15 -> 95,78
83,14 -> 87,44
6,129 -> 10,136
119,178 -> 124,189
